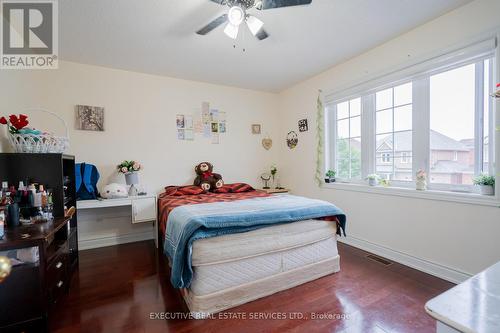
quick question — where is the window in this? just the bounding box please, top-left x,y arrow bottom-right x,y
335,98 -> 361,179
381,153 -> 391,163
325,40 -> 496,194
429,61 -> 493,187
375,82 -> 413,181
401,152 -> 410,164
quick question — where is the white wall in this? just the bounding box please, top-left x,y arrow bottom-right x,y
277,0 -> 500,280
0,61 -> 280,247
0,61 -> 280,190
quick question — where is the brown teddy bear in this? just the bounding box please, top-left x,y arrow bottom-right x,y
194,162 -> 224,192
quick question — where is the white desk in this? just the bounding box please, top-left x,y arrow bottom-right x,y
425,261 -> 500,333
77,195 -> 158,247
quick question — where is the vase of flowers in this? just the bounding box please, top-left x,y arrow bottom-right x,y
117,161 -> 142,195
473,174 -> 495,195
366,174 -> 380,186
270,165 -> 279,189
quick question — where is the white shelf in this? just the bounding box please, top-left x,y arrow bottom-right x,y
77,195 -> 156,210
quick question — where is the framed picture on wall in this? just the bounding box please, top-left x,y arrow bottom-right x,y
75,105 -> 105,131
251,124 -> 261,134
298,119 -> 308,132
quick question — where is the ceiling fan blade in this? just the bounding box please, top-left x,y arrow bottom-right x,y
246,15 -> 264,36
196,14 -> 228,35
257,0 -> 312,10
255,28 -> 269,41
209,0 -> 226,4
224,23 -> 239,39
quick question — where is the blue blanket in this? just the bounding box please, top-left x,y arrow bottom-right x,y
163,195 -> 346,288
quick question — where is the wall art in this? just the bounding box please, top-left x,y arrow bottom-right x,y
75,105 -> 104,131
262,137 -> 273,150
176,114 -> 185,129
298,119 -> 308,132
251,124 -> 261,134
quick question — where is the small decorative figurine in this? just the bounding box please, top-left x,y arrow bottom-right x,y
260,173 -> 271,189
416,169 -> 427,191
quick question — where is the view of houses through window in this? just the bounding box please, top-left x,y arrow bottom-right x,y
376,82 -> 413,181
328,55 -> 494,191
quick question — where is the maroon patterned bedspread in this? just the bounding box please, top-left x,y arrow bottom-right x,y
158,186 -> 270,237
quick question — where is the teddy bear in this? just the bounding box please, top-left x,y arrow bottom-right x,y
194,162 -> 224,192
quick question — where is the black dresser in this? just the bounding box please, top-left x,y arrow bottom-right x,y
0,153 -> 78,332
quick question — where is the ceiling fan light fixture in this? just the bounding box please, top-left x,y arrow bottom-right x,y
224,23 -> 239,39
227,6 -> 245,26
246,15 -> 264,36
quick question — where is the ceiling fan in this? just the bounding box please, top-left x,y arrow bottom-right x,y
196,0 -> 313,41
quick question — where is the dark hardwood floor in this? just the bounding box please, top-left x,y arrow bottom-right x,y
50,240 -> 453,333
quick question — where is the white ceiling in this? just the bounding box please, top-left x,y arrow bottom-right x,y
59,0 -> 472,92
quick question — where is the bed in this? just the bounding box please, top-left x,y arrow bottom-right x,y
158,184 -> 346,316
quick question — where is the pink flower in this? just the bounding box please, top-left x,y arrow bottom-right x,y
121,167 -> 128,173
133,163 -> 141,171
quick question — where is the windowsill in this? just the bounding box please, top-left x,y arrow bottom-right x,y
322,182 -> 499,207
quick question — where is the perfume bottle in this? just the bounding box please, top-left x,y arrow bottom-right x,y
0,211 -> 5,239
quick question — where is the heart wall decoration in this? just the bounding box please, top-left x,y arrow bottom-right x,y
262,137 -> 273,150
286,131 -> 298,149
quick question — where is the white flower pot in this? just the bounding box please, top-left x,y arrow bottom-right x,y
478,185 -> 494,196
125,172 -> 139,186
368,178 -> 378,186
416,180 -> 427,191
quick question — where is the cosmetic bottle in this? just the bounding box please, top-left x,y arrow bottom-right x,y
0,211 -> 5,239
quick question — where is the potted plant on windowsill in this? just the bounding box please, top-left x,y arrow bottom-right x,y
325,170 -> 336,183
473,174 -> 495,196
366,174 -> 380,186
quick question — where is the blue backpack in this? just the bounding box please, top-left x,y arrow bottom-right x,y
75,163 -> 100,200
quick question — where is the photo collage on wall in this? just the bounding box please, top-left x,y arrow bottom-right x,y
176,102 -> 227,144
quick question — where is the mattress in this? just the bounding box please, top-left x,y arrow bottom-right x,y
190,219 -> 338,296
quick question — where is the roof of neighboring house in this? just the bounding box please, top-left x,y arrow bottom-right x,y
376,130 -> 470,152
460,138 -> 474,149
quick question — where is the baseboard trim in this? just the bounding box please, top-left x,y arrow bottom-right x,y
78,231 -> 154,250
338,236 -> 472,284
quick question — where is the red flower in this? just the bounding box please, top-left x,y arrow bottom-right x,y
0,117 -> 7,125
7,114 -> 29,130
497,83 -> 500,88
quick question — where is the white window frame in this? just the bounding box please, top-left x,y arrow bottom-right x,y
425,58 -> 494,192
327,98 -> 363,182
323,37 -> 498,202
374,81 -> 414,186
